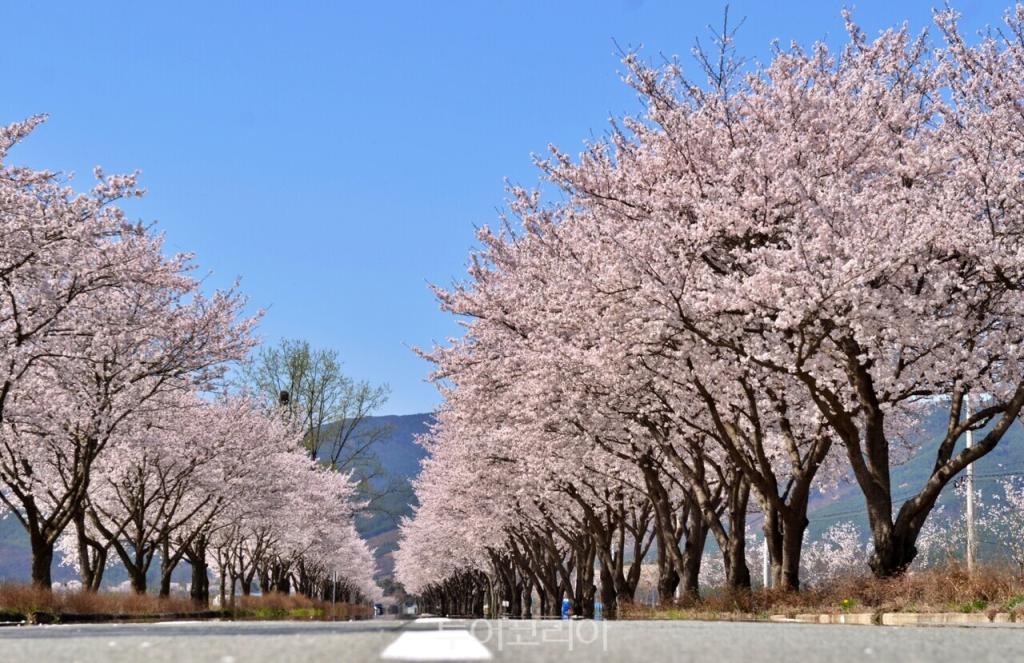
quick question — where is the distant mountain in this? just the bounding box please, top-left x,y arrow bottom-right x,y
359,413 -> 432,483
347,414 -> 431,552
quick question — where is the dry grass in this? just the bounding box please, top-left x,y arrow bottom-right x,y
620,564 -> 1024,620
0,583 -> 210,619
0,584 -> 61,617
319,601 -> 373,621
769,564 -> 1024,616
235,592 -> 372,620
0,583 -> 372,622
236,592 -> 317,612
65,591 -> 197,616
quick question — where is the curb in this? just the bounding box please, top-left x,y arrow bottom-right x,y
8,610 -> 372,626
770,612 -> 1018,627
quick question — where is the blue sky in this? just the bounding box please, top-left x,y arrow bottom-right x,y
0,1 -> 1009,414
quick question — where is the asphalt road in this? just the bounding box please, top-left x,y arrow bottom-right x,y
1,617 -> 1022,662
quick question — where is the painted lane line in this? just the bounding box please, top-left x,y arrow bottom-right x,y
152,621 -> 208,625
413,617 -> 452,624
380,630 -> 492,661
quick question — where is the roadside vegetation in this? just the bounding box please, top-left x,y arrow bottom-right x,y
0,584 -> 372,624
621,564 -> 1024,621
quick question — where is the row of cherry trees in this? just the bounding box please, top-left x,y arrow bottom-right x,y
0,117 -> 377,603
396,6 -> 1024,616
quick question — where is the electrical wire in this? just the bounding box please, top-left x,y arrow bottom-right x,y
806,469 -> 1024,523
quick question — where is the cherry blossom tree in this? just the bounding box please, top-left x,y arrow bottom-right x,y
65,394 -> 293,596
204,433 -> 375,606
800,522 -> 867,587
528,6 -> 1024,580
0,120 -> 258,589
962,479 -> 1024,574
0,117 -> 377,597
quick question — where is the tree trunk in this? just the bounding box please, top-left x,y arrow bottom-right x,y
73,509 -> 108,592
722,529 -> 751,590
722,478 -> 752,590
868,512 -> 928,577
30,532 -> 54,590
159,570 -> 173,598
779,513 -> 808,592
657,565 -> 679,604
599,557 -> 617,618
190,556 -> 210,607
762,503 -> 783,589
510,575 -> 522,618
271,561 -> 292,594
74,510 -> 98,591
129,567 -> 147,594
159,539 -> 179,598
257,566 -> 272,594
680,505 -> 706,601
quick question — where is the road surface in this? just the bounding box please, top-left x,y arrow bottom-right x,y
1,616 -> 1022,662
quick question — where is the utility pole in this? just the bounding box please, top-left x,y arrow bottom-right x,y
762,538 -> 770,589
965,394 -> 976,572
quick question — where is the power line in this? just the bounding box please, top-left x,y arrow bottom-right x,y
806,468 -> 1024,524
973,470 -> 1024,479
808,490 -> 922,522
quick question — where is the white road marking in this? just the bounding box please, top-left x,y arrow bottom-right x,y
413,617 -> 452,624
380,630 -> 492,661
152,621 -> 208,625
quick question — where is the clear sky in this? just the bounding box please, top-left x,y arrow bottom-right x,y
0,1 -> 1010,414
